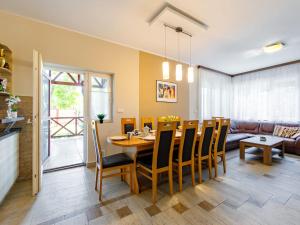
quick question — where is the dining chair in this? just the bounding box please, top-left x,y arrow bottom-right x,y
173,120 -> 198,192
136,121 -> 177,203
157,116 -> 181,129
141,117 -> 154,130
212,116 -> 224,130
121,118 -> 136,134
195,120 -> 216,183
91,120 -> 134,201
213,118 -> 230,178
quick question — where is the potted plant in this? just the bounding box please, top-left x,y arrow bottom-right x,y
97,113 -> 106,124
5,95 -> 21,118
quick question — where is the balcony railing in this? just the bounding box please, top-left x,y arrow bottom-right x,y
50,116 -> 84,138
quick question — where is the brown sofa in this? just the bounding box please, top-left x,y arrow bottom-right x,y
226,120 -> 300,155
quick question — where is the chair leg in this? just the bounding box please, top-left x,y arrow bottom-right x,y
169,169 -> 173,195
191,162 -> 195,186
214,152 -> 218,178
129,165 -> 133,192
178,165 -> 183,192
99,170 -> 103,201
208,156 -> 212,179
120,168 -> 124,181
198,157 -> 202,184
152,173 -> 158,204
95,167 -> 99,190
222,153 -> 226,174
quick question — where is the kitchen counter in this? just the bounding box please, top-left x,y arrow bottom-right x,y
0,129 -> 20,203
0,128 -> 21,141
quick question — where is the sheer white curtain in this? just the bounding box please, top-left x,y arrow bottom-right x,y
198,68 -> 232,120
232,63 -> 300,122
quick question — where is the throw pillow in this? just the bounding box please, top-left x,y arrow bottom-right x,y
273,125 -> 300,138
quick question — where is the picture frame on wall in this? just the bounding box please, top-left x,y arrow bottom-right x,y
156,80 -> 177,103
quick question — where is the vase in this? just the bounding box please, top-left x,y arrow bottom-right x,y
7,105 -> 12,118
11,111 -> 18,118
99,119 -> 104,124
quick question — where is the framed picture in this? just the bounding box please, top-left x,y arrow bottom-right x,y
156,80 -> 177,103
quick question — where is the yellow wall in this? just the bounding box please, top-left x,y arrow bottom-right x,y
0,11 -> 139,162
139,52 -> 190,128
0,11 -> 193,166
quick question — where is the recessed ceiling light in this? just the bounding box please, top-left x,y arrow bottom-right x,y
263,42 -> 285,53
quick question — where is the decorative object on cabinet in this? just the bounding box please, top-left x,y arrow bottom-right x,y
0,43 -> 12,93
0,78 -> 8,92
5,95 -> 21,119
0,49 -> 5,67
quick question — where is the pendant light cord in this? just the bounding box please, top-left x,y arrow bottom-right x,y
189,35 -> 192,66
177,32 -> 180,62
164,25 -> 167,60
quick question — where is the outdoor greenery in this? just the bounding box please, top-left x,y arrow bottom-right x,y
51,85 -> 80,110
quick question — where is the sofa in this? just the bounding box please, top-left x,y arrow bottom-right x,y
226,120 -> 300,155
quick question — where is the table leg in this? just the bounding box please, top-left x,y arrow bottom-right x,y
132,153 -> 139,194
281,142 -> 285,158
240,142 -> 245,160
263,147 -> 272,165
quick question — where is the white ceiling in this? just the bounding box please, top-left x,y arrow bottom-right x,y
1,0 -> 300,74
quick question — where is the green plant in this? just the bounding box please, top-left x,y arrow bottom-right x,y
11,105 -> 18,112
97,113 -> 106,121
51,85 -> 80,110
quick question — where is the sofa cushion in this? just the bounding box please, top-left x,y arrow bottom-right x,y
259,122 -> 275,135
230,120 -> 260,134
226,133 -> 252,143
282,137 -> 297,148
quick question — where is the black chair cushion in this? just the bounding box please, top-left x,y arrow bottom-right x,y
102,153 -> 133,168
137,154 -> 153,169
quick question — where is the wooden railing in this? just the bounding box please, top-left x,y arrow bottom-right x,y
50,116 -> 84,138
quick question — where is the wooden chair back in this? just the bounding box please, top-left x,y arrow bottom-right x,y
152,121 -> 177,170
157,116 -> 181,129
141,117 -> 154,130
214,118 -> 230,153
178,120 -> 199,162
121,118 -> 136,134
198,120 -> 216,157
212,116 -> 224,130
91,120 -> 103,167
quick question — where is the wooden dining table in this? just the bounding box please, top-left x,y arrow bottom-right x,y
107,130 -> 217,194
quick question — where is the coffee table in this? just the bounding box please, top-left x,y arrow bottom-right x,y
240,136 -> 285,165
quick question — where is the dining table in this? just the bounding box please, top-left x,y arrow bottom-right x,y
107,130 -> 216,194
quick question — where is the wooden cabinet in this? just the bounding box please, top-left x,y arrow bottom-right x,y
0,132 -> 19,203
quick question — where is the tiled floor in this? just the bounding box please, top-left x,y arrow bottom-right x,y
43,136 -> 84,170
1,150 -> 300,225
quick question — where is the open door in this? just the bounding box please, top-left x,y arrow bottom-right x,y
32,50 -> 50,195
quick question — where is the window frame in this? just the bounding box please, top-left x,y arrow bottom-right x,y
88,72 -> 114,123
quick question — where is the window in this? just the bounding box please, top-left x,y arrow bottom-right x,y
90,74 -> 113,122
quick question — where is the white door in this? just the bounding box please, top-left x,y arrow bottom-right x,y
32,50 -> 50,195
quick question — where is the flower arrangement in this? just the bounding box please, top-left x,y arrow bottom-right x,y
158,115 -> 180,122
0,78 -> 7,92
5,95 -> 21,118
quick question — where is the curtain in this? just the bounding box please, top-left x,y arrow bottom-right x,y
232,63 -> 300,122
198,68 -> 232,120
